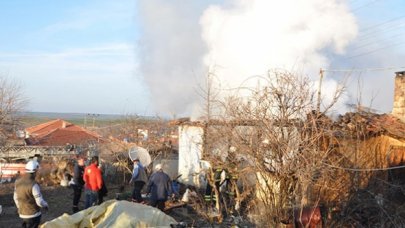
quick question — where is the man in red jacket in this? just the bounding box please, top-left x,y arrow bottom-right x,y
83,156 -> 103,208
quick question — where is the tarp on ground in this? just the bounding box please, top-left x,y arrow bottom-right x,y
41,200 -> 177,228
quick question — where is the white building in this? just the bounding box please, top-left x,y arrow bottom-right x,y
177,124 -> 209,188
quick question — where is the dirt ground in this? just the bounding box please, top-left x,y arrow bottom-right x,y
0,182 -> 125,227
1,182 -> 72,227
0,182 -> 212,227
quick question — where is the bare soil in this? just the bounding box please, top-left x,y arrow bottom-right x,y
0,182 -> 124,227
0,182 -> 213,227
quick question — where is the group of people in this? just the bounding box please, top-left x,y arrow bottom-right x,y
71,155 -> 107,213
12,156 -> 107,228
13,156 -> 174,228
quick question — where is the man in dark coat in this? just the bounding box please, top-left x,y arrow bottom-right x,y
146,164 -> 173,211
97,162 -> 108,205
71,156 -> 86,213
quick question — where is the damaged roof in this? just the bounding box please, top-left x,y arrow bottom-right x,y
171,111 -> 405,141
333,112 -> 405,140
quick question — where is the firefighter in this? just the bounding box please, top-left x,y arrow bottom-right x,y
13,160 -> 48,228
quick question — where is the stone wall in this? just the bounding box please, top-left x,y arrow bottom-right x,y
393,71 -> 405,122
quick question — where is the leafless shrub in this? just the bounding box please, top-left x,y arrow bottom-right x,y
198,69 -> 348,226
98,115 -> 177,185
0,75 -> 27,145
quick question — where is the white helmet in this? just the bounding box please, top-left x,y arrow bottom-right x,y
155,163 -> 163,171
25,160 -> 39,173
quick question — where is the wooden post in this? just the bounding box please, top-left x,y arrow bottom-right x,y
317,69 -> 324,113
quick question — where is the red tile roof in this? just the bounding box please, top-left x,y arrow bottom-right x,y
25,119 -> 104,146
26,119 -> 72,138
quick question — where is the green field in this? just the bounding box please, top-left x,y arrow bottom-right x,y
17,112 -> 161,128
18,112 -> 128,128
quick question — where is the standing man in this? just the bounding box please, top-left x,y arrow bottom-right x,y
83,156 -> 103,209
129,157 -> 148,203
71,156 -> 86,213
14,160 -> 48,228
97,162 -> 108,205
146,164 -> 173,211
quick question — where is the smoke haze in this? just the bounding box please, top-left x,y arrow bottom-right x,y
137,1 -> 208,116
137,0 -> 402,116
200,0 -> 357,113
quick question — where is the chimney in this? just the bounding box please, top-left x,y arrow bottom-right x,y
392,71 -> 405,122
62,121 -> 66,128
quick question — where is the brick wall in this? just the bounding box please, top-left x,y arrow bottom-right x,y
393,71 -> 405,122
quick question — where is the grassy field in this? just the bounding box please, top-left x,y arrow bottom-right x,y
18,112 -> 129,128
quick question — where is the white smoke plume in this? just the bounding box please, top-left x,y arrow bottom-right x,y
138,0 -> 358,116
137,1 -> 207,116
200,0 -> 357,111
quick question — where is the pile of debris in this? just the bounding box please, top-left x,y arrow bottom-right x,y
333,112 -> 405,139
331,186 -> 405,227
36,158 -> 74,186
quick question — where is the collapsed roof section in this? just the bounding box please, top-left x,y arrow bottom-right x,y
172,111 -> 405,141
332,112 -> 405,141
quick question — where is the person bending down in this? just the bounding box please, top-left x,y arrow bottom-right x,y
146,164 -> 173,211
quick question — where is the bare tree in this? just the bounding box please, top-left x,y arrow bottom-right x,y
97,114 -> 176,185
198,69 -> 348,226
0,75 -> 27,145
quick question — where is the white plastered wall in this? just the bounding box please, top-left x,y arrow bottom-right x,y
178,125 -> 207,187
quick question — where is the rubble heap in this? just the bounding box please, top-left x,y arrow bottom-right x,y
333,112 -> 405,139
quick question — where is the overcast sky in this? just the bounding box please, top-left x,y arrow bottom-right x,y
0,0 -> 404,116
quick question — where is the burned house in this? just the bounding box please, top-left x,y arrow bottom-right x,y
331,72 -> 405,181
314,72 -> 405,203
175,71 -> 405,222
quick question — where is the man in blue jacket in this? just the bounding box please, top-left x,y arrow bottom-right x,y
129,157 -> 148,203
146,164 -> 173,211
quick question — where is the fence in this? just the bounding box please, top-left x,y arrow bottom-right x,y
0,163 -> 25,182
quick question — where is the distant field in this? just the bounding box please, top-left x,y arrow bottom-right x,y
18,112 -> 128,128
